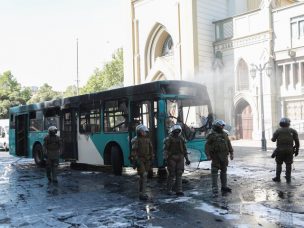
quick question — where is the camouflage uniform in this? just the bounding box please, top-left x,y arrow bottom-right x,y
271,122 -> 299,182
205,122 -> 233,192
130,129 -> 154,200
43,128 -> 61,183
164,128 -> 190,195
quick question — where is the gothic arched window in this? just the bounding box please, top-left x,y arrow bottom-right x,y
237,59 -> 249,91
161,35 -> 173,56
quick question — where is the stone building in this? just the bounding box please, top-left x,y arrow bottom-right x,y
123,0 -> 304,140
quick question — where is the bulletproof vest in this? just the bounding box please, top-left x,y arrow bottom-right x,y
212,132 -> 228,153
276,128 -> 294,147
45,135 -> 60,151
136,137 -> 151,159
167,136 -> 184,156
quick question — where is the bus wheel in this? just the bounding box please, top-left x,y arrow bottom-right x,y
33,143 -> 45,167
111,146 -> 123,176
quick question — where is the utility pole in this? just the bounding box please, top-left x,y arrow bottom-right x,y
76,38 -> 79,95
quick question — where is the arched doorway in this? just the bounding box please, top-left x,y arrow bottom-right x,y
235,99 -> 253,139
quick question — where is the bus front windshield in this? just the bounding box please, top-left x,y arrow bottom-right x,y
166,99 -> 210,139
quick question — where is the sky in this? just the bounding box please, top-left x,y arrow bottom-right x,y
0,0 -> 125,91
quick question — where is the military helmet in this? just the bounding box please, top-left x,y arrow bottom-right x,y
136,124 -> 149,136
213,119 -> 226,128
48,126 -> 58,135
279,117 -> 290,127
169,124 -> 182,135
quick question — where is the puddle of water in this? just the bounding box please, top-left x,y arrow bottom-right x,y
242,188 -> 279,202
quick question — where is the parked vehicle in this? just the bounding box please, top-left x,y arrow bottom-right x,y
0,119 -> 9,151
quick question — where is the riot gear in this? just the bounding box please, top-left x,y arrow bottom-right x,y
169,124 -> 182,135
214,119 -> 226,127
136,124 -> 149,136
48,126 -> 58,135
164,125 -> 190,196
131,124 -> 154,200
205,120 -> 234,193
212,120 -> 226,133
44,126 -> 61,183
279,117 -> 291,127
271,117 -> 300,183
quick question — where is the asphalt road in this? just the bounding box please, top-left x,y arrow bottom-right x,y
0,141 -> 304,227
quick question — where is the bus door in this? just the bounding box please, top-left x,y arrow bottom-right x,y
130,100 -> 157,162
15,114 -> 28,157
61,109 -> 78,160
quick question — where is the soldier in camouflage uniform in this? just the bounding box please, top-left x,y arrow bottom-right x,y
164,124 -> 190,196
129,124 -> 154,200
271,117 -> 300,183
205,120 -> 234,193
43,126 -> 61,183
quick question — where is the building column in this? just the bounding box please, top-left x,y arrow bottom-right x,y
282,64 -> 286,89
290,63 -> 294,89
299,61 -> 303,87
133,19 -> 140,85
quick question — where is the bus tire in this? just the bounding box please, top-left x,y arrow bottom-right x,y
111,146 -> 123,176
33,143 -> 45,167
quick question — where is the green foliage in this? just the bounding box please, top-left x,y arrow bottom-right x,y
27,83 -> 61,104
0,71 -> 32,118
63,85 -> 78,98
81,48 -> 124,94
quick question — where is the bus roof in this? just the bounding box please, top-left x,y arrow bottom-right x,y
9,80 -> 210,113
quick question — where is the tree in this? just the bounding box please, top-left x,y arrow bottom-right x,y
27,83 -> 61,104
0,71 -> 32,118
81,48 -> 124,94
63,85 -> 78,98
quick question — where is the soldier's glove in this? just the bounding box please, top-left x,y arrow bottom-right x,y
271,149 -> 277,158
293,146 -> 299,157
129,156 -> 137,169
185,159 -> 191,166
230,153 -> 234,160
132,160 -> 138,169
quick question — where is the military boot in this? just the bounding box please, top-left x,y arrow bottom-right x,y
272,164 -> 282,182
220,172 -> 231,193
175,171 -> 184,196
285,163 -> 292,183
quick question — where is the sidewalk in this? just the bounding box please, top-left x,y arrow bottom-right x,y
231,139 -> 304,149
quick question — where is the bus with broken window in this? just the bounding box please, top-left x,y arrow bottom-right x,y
9,80 -> 212,175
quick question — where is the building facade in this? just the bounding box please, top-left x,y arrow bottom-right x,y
123,0 -> 304,140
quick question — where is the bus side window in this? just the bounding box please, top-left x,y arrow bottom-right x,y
130,101 -> 151,129
104,99 -> 128,132
29,111 -> 43,132
79,108 -> 100,134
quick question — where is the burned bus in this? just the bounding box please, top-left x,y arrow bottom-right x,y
9,80 -> 212,175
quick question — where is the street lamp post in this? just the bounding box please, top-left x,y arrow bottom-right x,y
250,62 -> 272,151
